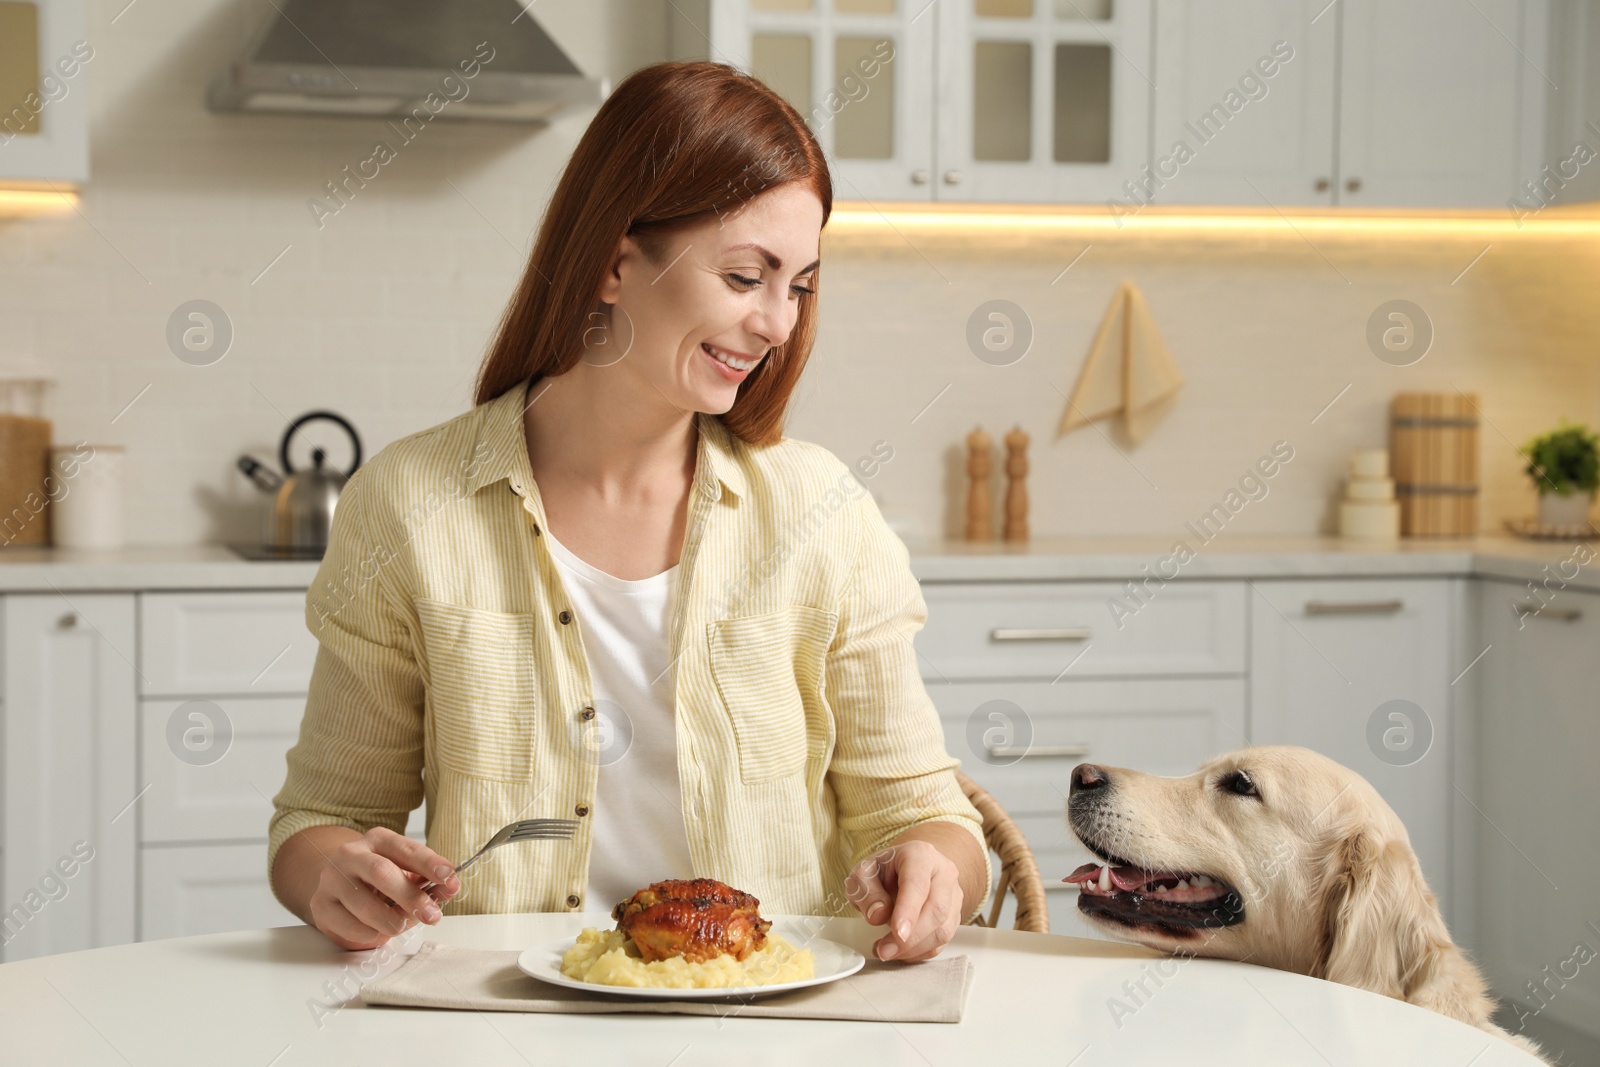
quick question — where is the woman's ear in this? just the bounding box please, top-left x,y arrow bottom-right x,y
1315,826 -> 1449,999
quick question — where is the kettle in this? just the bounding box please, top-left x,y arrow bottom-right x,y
237,410 -> 362,557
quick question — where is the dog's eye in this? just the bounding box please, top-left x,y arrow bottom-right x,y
1219,770 -> 1260,798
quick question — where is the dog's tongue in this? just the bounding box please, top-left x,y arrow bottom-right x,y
1063,862 -> 1153,890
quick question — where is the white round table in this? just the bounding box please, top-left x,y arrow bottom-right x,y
0,914 -> 1541,1065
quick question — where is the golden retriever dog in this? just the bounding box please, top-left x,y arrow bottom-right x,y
1064,745 -> 1546,1063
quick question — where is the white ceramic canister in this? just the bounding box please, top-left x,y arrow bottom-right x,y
49,443 -> 126,549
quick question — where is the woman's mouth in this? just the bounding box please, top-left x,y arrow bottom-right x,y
701,342 -> 759,382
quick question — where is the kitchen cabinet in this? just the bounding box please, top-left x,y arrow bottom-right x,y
931,677 -> 1248,935
0,587 -> 422,953
133,592 -> 424,941
919,578 -> 1248,934
1248,578 -> 1457,923
1472,578 -> 1600,1039
1147,0 -> 1336,206
140,844 -> 297,942
1,594 -> 137,963
707,0 -> 1152,204
1150,0 -> 1544,208
709,0 -> 935,203
0,0 -> 91,186
932,0 -> 1153,204
706,0 -> 1544,207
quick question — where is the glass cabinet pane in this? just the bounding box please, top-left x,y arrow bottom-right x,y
1052,0 -> 1111,18
833,35 -> 895,159
752,34 -> 813,118
976,0 -> 1033,16
1052,43 -> 1110,162
0,2 -> 41,136
973,41 -> 1031,161
753,0 -> 813,11
834,0 -> 895,12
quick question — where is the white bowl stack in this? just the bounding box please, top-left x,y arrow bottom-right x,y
1340,449 -> 1401,541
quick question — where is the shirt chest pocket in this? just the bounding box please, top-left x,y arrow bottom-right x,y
415,598 -> 539,782
707,605 -> 838,784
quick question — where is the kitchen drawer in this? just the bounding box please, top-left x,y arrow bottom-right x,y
140,696 -> 306,842
139,844 -> 298,941
917,580 -> 1245,681
140,696 -> 426,843
937,678 -> 1246,939
139,591 -> 317,696
934,678 -> 1248,816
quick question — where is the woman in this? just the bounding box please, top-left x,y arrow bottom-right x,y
268,60 -> 988,965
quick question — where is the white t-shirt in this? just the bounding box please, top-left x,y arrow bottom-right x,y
543,526 -> 696,913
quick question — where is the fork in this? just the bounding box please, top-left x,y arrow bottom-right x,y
421,818 -> 580,892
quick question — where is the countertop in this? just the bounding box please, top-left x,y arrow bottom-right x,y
0,536 -> 1592,592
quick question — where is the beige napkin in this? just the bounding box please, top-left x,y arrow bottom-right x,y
1057,280 -> 1183,444
360,940 -> 974,1023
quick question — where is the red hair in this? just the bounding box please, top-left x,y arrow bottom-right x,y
473,61 -> 832,446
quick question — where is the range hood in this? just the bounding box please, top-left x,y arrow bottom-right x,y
207,0 -> 606,123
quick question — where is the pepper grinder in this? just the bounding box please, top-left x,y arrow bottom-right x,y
1003,426 -> 1029,542
965,427 -> 992,542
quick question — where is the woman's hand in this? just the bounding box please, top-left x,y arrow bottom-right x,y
845,839 -> 964,962
306,827 -> 461,951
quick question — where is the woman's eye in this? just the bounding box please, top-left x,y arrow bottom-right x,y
729,273 -> 815,299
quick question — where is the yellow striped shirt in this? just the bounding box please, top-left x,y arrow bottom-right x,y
269,379 -> 988,918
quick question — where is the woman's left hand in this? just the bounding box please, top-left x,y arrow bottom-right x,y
845,839 -> 963,962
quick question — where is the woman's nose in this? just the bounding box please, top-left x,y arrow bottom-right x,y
747,293 -> 796,350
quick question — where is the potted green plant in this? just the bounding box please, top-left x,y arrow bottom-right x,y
1523,421 -> 1600,527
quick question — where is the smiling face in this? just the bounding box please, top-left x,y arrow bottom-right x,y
589,181 -> 823,418
1064,745 -> 1406,974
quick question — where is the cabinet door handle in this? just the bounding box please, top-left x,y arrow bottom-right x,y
985,742 -> 1091,760
1314,177 -> 1330,192
1514,602 -> 1583,622
58,612 -> 79,629
990,627 -> 1091,642
910,168 -> 929,185
1304,599 -> 1404,616
1346,177 -> 1363,193
943,169 -> 963,185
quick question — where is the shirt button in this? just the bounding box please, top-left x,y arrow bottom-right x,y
580,706 -> 596,721
558,609 -> 572,624
575,803 -> 590,817
566,894 -> 580,908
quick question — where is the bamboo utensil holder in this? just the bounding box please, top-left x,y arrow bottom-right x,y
1390,392 -> 1479,537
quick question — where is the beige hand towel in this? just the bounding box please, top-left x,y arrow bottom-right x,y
1057,281 -> 1183,444
360,940 -> 974,1023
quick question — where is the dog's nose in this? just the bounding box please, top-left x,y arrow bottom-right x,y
1071,763 -> 1109,794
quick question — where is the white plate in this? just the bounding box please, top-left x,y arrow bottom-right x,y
516,920 -> 866,1000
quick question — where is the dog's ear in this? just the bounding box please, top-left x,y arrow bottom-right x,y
1315,826 -> 1452,999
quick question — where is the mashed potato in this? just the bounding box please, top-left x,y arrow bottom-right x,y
560,927 -> 816,989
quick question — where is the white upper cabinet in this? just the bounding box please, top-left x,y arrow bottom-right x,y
1148,0 -> 1337,206
1338,0 -> 1541,207
934,0 -> 1153,203
711,0 -> 1548,206
710,0 -> 937,202
0,0 -> 91,185
708,0 -> 1152,203
1150,0 -> 1545,208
